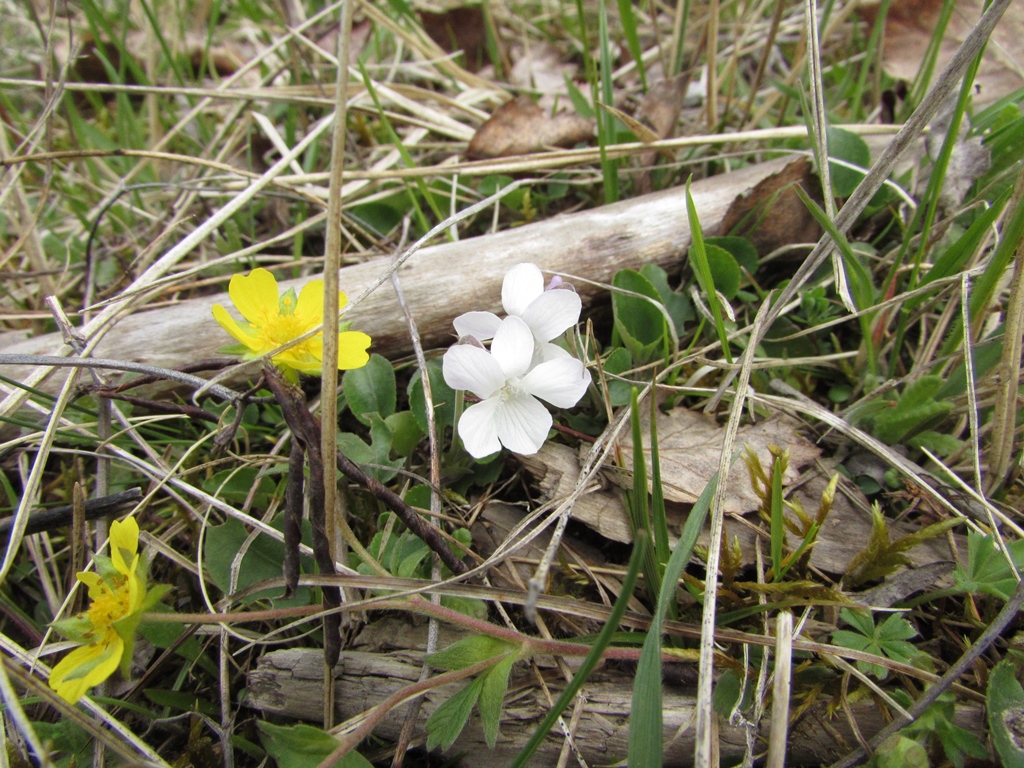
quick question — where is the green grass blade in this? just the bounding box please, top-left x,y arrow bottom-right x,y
685,176 -> 733,362
791,183 -> 878,372
770,455 -> 784,581
598,0 -> 620,203
617,0 -> 646,91
628,473 -> 719,767
510,533 -> 648,768
650,392 -> 670,569
627,388 -> 663,604
357,62 -> 441,233
940,174 -> 1024,357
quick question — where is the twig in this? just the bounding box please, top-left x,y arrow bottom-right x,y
0,488 -> 142,541
828,577 -> 1024,768
333,450 -> 470,577
265,364 -> 343,667
0,354 -> 247,404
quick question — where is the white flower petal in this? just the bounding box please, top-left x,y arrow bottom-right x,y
521,289 -> 582,342
537,342 -> 571,362
521,358 -> 591,408
443,344 -> 506,399
491,316 -> 536,379
502,263 -> 544,317
458,399 -> 503,458
453,311 -> 501,341
494,391 -> 552,455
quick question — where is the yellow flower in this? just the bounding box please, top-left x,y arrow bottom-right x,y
212,268 -> 371,379
49,516 -> 166,704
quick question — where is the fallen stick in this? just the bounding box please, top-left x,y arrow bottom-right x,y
0,156 -> 800,391
245,646 -> 984,767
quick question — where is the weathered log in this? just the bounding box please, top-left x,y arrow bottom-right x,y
245,646 -> 984,766
0,156 -> 800,393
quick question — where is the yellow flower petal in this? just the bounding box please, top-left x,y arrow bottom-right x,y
294,280 -> 326,323
229,268 -> 279,326
213,268 -> 371,378
49,631 -> 124,704
76,571 -> 105,596
109,516 -> 139,576
338,331 -> 372,370
212,304 -> 262,352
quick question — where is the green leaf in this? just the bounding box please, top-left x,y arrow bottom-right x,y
827,126 -> 871,197
201,467 -> 278,508
770,453 -> 785,581
901,693 -> 987,767
612,269 -> 670,365
705,236 -> 759,275
831,608 -> 918,679
988,661 -> 1024,768
703,244 -> 741,300
337,414 -> 404,483
602,346 -> 635,406
479,653 -> 517,748
954,532 -> 1024,601
872,376 -> 952,445
143,688 -> 219,716
204,516 -> 313,607
31,719 -> 93,768
908,430 -> 963,456
868,734 -> 929,768
712,670 -> 743,717
913,189 -> 1009,301
385,410 -> 424,456
427,635 -> 519,671
425,674 -> 487,751
408,359 -> 456,436
616,0 -> 646,90
257,722 -> 372,768
343,353 -> 396,426
639,263 -> 693,335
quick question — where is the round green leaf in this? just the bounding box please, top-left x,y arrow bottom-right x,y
343,353 -> 396,426
703,244 -> 741,299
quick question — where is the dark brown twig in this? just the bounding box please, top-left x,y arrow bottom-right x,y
0,487 -> 142,542
283,441 -> 304,599
265,364 -> 342,667
333,451 -> 470,576
828,576 -> 1024,768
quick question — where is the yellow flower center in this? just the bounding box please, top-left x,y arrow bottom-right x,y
86,578 -> 131,631
248,297 -> 320,357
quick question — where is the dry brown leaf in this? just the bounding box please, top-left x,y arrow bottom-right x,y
859,0 -> 1024,106
632,74 -> 691,193
636,74 -> 690,140
419,5 -> 491,73
466,96 -> 594,159
509,42 -> 579,110
717,157 -> 822,256
520,444 -> 957,577
617,407 -> 821,514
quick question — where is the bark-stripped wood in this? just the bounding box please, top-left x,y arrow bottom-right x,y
245,646 -> 984,766
1,156 -> 799,391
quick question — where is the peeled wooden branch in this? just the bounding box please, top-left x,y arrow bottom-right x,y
245,647 -> 984,767
1,157 -> 798,391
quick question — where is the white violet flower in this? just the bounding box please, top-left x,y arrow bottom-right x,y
453,262 -> 582,362
443,315 -> 592,458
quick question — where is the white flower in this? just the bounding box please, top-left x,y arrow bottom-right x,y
453,263 -> 582,362
443,315 -> 591,458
